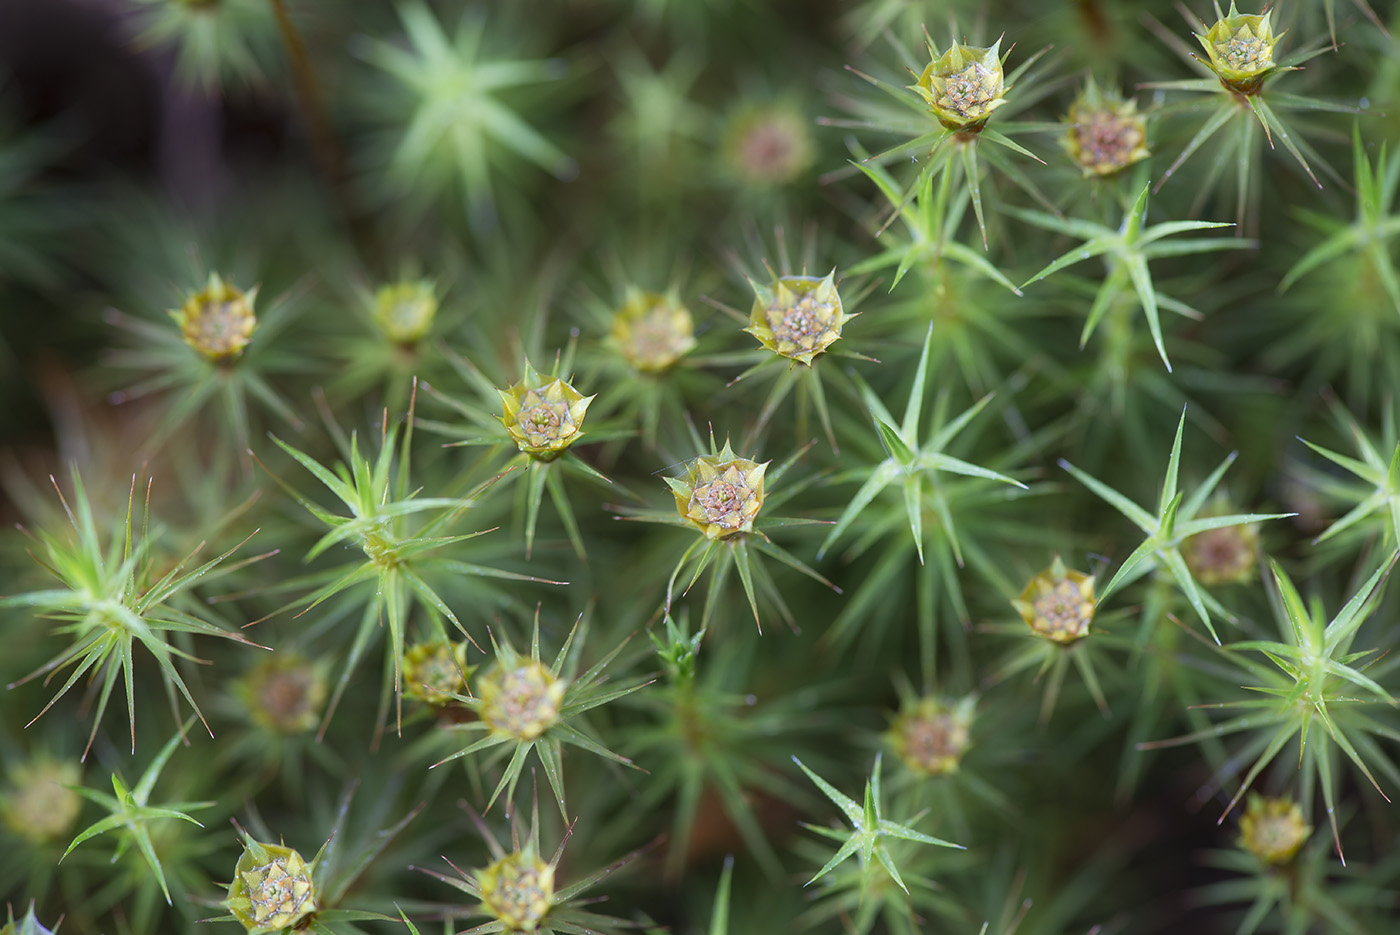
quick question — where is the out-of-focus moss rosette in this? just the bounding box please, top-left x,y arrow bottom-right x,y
235,655 -> 327,735
1063,80 -> 1150,177
721,101 -> 815,186
224,837 -> 319,934
373,279 -> 438,345
0,757 -> 82,844
1196,4 -> 1281,95
668,440 -> 768,540
610,287 -> 696,372
909,38 -> 1008,132
170,271 -> 259,362
1184,514 -> 1260,586
888,695 -> 975,777
1012,557 -> 1096,644
1238,794 -> 1310,864
477,846 -> 556,931
497,361 -> 595,460
745,271 -> 849,365
403,639 -> 473,706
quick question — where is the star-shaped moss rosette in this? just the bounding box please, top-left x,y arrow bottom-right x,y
327,277 -> 458,414
1268,126 -> 1400,397
613,613 -> 822,880
357,1 -> 576,229
1192,799 -> 1380,934
983,557 -> 1125,725
909,38 -> 1007,133
575,283 -> 714,450
429,610 -> 649,821
1061,408 -> 1294,645
1014,183 -> 1251,372
618,432 -> 838,632
257,389 -> 554,739
822,27 -> 1052,249
128,0 -> 281,92
59,724 -> 213,907
211,786 -> 420,935
104,269 -> 308,468
414,796 -> 641,935
1143,2 -> 1356,227
708,267 -> 869,452
793,753 -> 964,909
744,271 -> 850,366
1294,396 -> 1400,568
1,469 -> 267,759
817,325 -> 1031,676
1141,556 -> 1398,862
429,353 -> 622,558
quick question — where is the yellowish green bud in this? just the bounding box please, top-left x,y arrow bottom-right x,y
1196,4 -> 1281,94
1012,557 -> 1096,644
402,639 -> 472,705
610,287 -> 696,372
171,271 -> 258,362
225,838 -> 319,934
745,270 -> 848,365
478,849 -> 555,932
373,280 -> 438,344
0,757 -> 82,844
1238,794 -> 1310,864
722,102 -> 815,186
1184,519 -> 1259,586
477,660 -> 566,740
888,695 -> 975,777
235,655 -> 326,735
1064,82 -> 1150,177
910,38 -> 1007,132
498,362 -> 595,459
668,440 -> 767,540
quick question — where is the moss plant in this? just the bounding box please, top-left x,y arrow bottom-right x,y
5,2 -> 1400,934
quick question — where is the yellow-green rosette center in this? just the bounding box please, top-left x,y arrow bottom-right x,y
746,271 -> 846,365
171,272 -> 258,362
478,851 -> 555,932
478,661 -> 566,740
225,840 -> 318,934
672,449 -> 768,540
1238,794 -> 1310,864
1013,557 -> 1096,644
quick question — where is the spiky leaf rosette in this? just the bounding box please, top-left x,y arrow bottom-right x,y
794,753 -> 964,912
60,724 -> 213,906
614,431 -> 837,632
1,470 -> 264,757
419,796 -> 641,935
1141,557 -> 1400,860
258,390 -> 555,737
430,610 -> 648,820
1060,408 -> 1294,644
